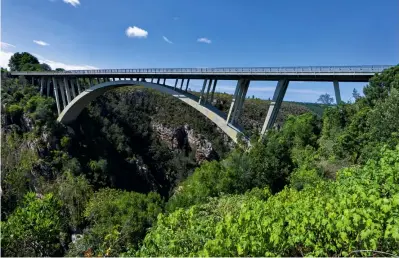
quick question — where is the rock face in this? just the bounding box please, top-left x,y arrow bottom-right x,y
152,122 -> 219,163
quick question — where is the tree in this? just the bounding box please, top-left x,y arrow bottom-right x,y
55,68 -> 65,71
67,188 -> 164,257
352,88 -> 361,100
363,65 -> 399,105
40,63 -> 52,71
317,93 -> 334,105
8,52 -> 40,71
55,171 -> 93,231
1,192 -> 65,257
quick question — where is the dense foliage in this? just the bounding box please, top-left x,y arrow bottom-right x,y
1,52 -> 398,257
138,146 -> 399,256
1,192 -> 65,257
67,189 -> 163,257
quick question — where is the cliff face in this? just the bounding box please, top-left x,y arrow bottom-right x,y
112,88 -> 234,163
152,122 -> 219,163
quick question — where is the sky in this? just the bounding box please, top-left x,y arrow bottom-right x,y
1,0 -> 398,102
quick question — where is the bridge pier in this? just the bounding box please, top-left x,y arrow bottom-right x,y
210,79 -> 217,103
40,77 -> 44,95
71,79 -> 77,98
64,78 -> 72,104
77,78 -> 81,94
185,79 -> 190,91
52,77 -> 61,114
174,79 -> 178,90
333,81 -> 342,104
227,79 -> 249,125
46,78 -> 51,96
199,79 -> 208,104
58,79 -> 67,108
205,79 -> 212,102
261,79 -> 289,137
89,78 -> 93,87
233,79 -> 250,123
156,78 -> 160,84
180,79 -> 184,90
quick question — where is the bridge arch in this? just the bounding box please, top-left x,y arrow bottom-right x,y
57,80 -> 243,142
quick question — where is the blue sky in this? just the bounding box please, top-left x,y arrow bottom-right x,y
1,0 -> 398,102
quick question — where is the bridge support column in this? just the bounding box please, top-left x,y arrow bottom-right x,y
185,79 -> 190,91
52,78 -> 61,114
198,79 -> 208,104
64,77 -> 72,104
333,81 -> 342,104
40,77 -> 44,95
227,80 -> 242,124
46,78 -> 51,96
180,79 -> 184,90
70,79 -> 77,98
58,79 -> 67,109
174,79 -> 178,90
226,79 -> 250,125
157,78 -> 160,84
261,79 -> 289,137
232,79 -> 250,123
163,78 -> 166,85
210,79 -> 218,103
89,78 -> 93,87
151,78 -> 154,83
205,79 -> 213,102
77,78 -> 81,93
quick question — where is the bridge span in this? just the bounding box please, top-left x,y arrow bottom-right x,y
11,65 -> 393,142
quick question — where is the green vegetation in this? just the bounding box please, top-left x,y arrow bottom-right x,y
1,52 -> 398,257
137,146 -> 399,256
67,189 -> 163,257
1,192 -> 65,257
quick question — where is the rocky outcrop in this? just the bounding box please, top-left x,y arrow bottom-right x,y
152,122 -> 219,163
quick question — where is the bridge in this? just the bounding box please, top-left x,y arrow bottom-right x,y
11,65 -> 393,143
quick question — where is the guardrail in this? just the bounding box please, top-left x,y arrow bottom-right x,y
11,65 -> 393,75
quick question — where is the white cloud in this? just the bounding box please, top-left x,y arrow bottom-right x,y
33,40 -> 50,46
35,54 -> 98,70
0,50 -> 14,69
163,36 -> 173,44
197,37 -> 211,44
1,42 -> 16,50
125,26 -> 148,38
63,0 -> 80,7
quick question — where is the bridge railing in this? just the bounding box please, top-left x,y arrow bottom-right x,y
68,65 -> 391,74
11,65 -> 393,75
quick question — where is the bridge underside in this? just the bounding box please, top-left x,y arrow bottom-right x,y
57,80 -> 244,142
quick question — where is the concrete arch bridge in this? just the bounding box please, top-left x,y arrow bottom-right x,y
11,65 -> 391,142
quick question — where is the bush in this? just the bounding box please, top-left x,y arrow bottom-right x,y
136,188 -> 271,257
67,188 -> 164,257
1,192 -> 65,257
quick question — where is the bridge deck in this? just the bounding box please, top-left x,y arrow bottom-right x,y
10,65 -> 393,82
